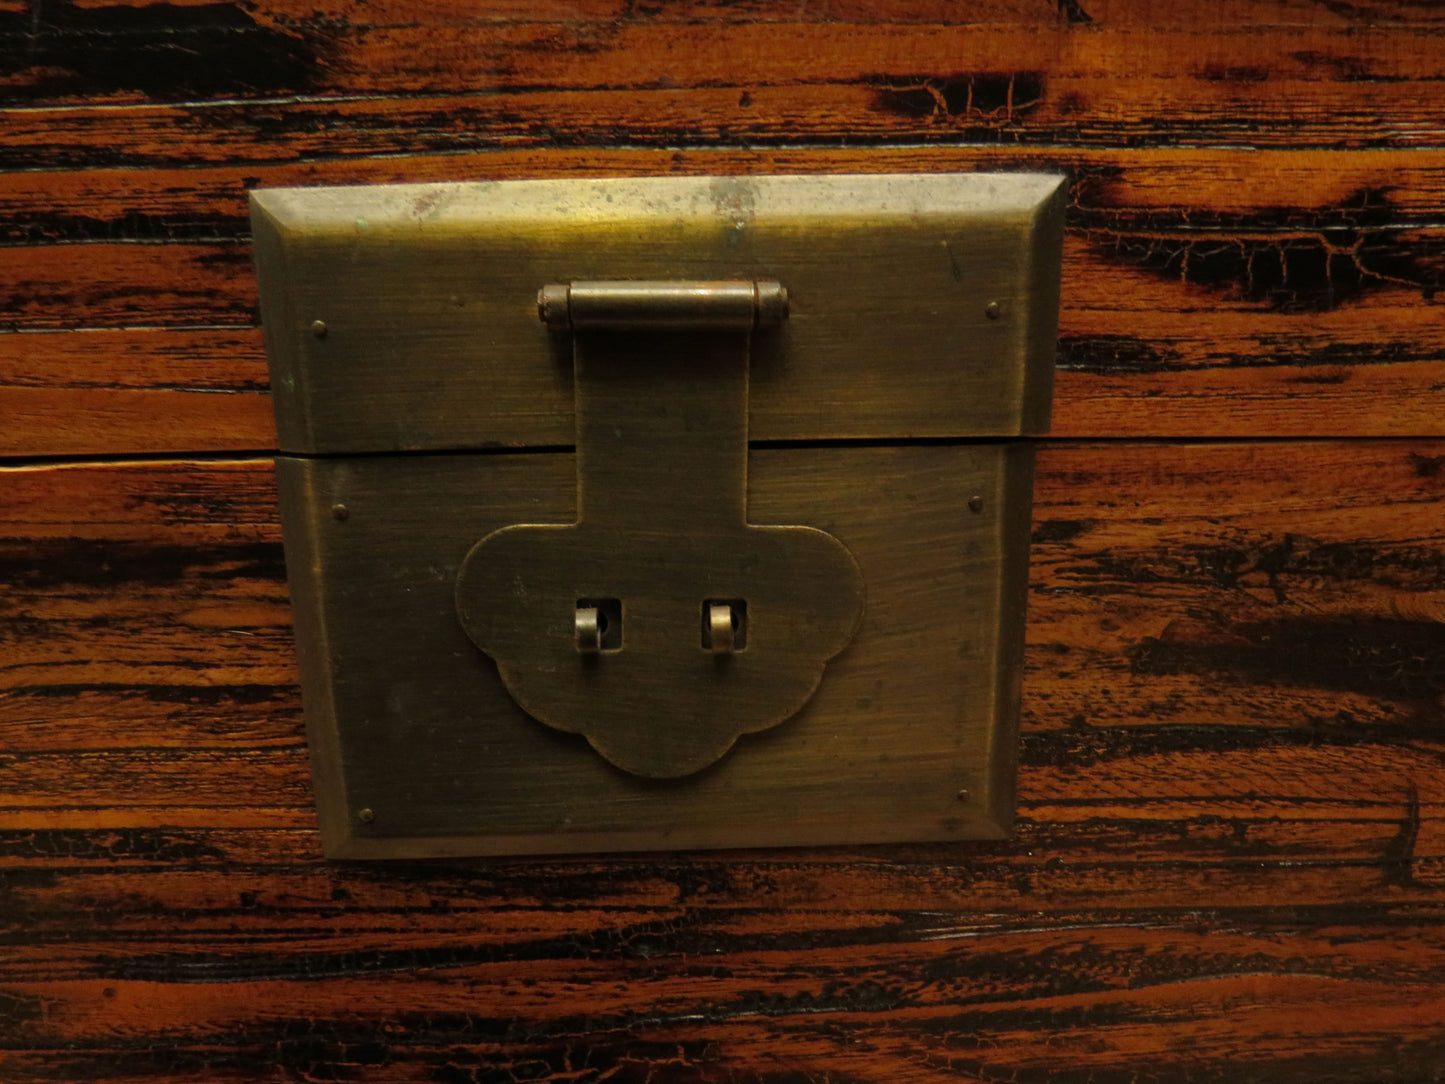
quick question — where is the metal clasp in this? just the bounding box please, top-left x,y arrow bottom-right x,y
454,279 -> 864,779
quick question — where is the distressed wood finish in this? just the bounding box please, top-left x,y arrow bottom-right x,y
3,443 -> 1445,1079
5,7 -> 1445,453
4,0 -> 1445,1078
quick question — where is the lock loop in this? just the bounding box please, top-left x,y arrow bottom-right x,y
708,603 -> 735,656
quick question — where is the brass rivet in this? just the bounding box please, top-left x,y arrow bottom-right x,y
968,495 -> 983,513
311,319 -> 328,338
956,788 -> 970,802
985,301 -> 1001,320
358,807 -> 375,823
331,503 -> 349,521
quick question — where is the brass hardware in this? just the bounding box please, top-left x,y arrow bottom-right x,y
707,603 -> 738,656
574,605 -> 604,655
456,278 -> 863,779
252,174 -> 1063,454
539,280 -> 789,332
252,173 -> 1065,859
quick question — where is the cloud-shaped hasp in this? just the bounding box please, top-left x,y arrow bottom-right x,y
456,520 -> 864,779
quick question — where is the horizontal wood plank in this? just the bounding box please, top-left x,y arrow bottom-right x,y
4,147 -> 1445,453
4,937 -> 1445,1083
1,15 -> 1443,158
7,0 -> 1445,41
4,79 -> 1444,179
10,146 -> 1445,245
1,444 -> 1441,866
1,392 -> 1442,1070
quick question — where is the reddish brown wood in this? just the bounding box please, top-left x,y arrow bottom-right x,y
1,443 -> 1443,1079
4,146 -> 1445,454
4,12 -> 1445,128
4,1 -> 1445,1078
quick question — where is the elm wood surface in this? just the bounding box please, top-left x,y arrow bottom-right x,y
6,140 -> 1445,452
4,0 -> 1445,1078
3,12 -> 1445,136
2,442 -> 1444,1080
3,3 -> 1445,454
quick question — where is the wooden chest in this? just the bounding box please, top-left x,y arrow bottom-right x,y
3,2 -> 1445,1080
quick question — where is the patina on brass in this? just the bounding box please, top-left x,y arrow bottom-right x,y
252,174 -> 1063,453
539,279 -> 790,332
456,280 -> 863,778
251,173 -> 1066,859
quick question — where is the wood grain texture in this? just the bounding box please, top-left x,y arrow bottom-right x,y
2,442 -> 1444,1079
4,3 -> 1445,456
5,0 -> 1445,1078
3,7 -> 1444,138
5,155 -> 1445,452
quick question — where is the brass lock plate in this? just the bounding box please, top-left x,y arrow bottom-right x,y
455,281 -> 866,780
253,174 -> 1065,858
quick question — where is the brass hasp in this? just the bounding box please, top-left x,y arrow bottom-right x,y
455,280 -> 865,779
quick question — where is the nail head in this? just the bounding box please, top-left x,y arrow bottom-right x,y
968,495 -> 984,513
358,807 -> 375,823
311,319 -> 328,338
332,503 -> 349,521
985,301 -> 1001,320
